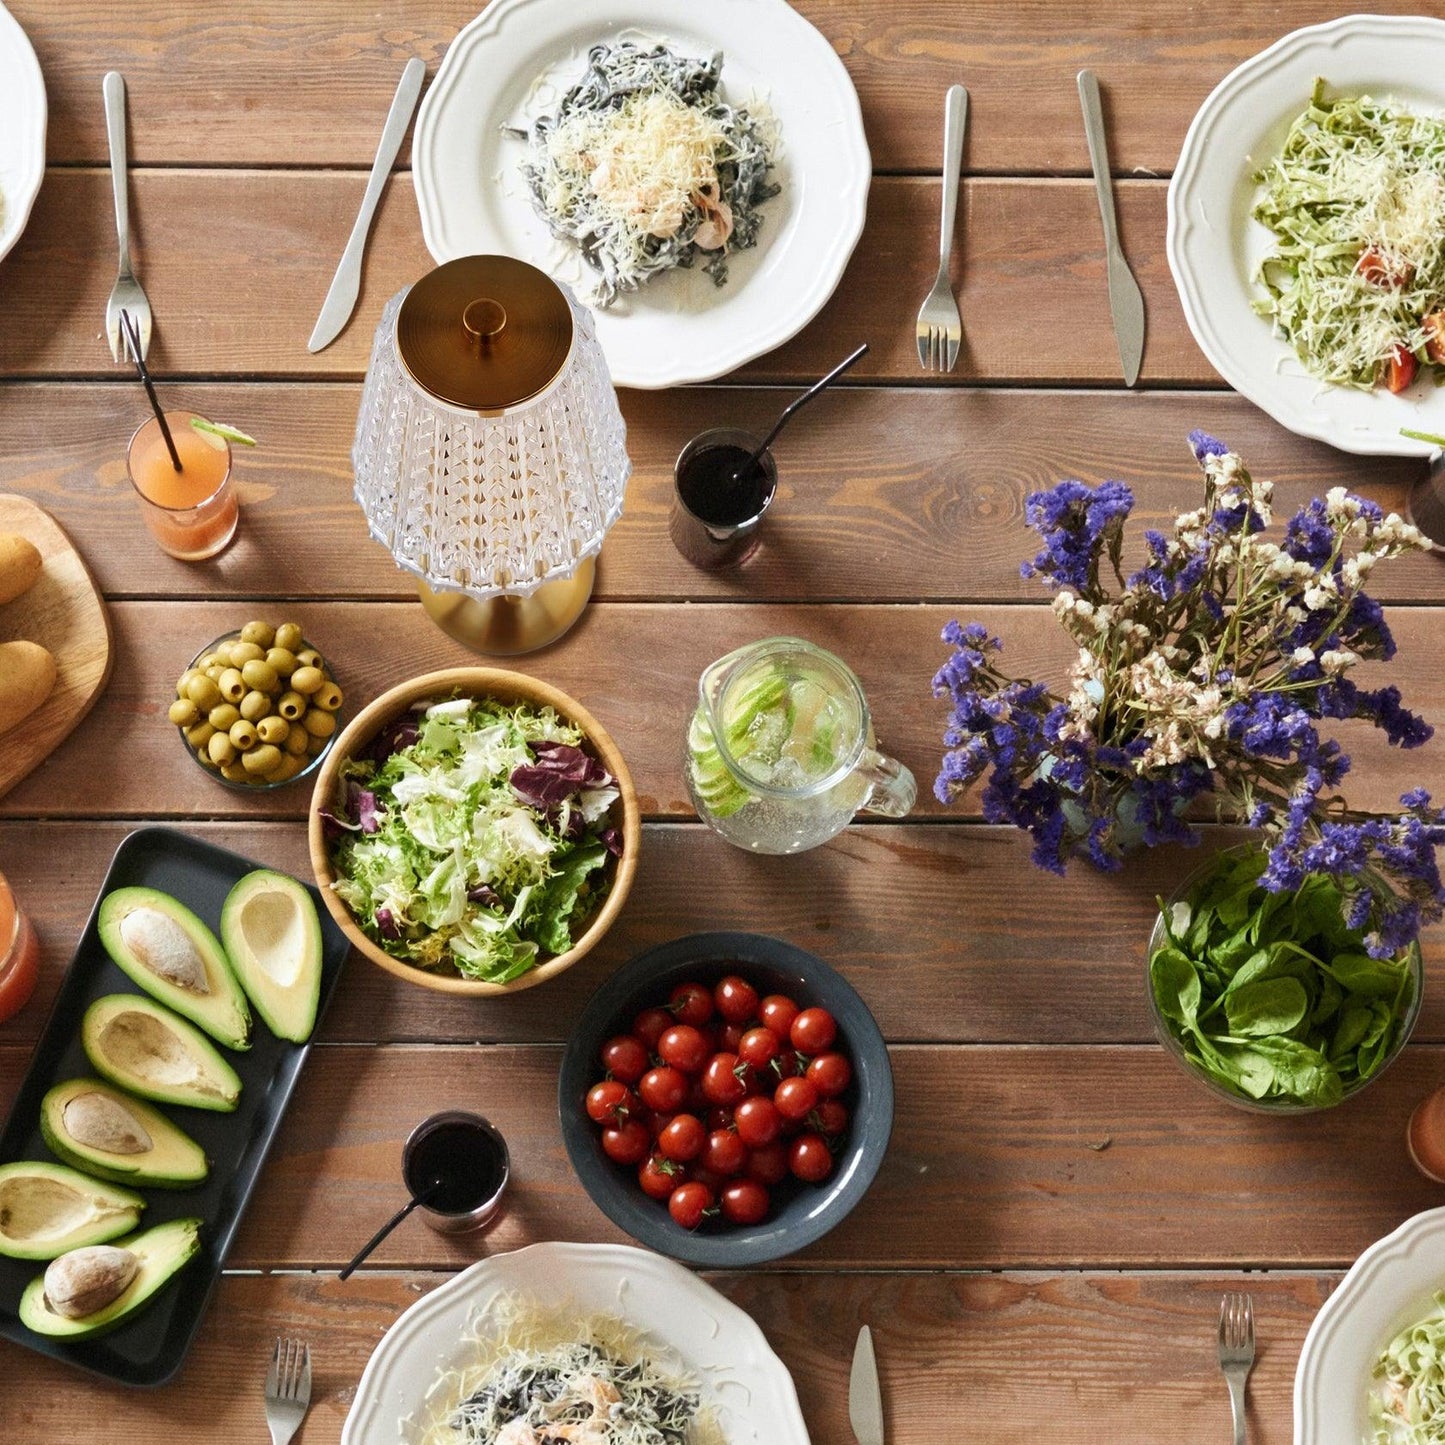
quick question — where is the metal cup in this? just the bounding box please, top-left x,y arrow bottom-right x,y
669,426 -> 779,569
401,1110 -> 510,1235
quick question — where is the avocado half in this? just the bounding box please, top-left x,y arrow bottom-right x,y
0,1161 -> 146,1261
40,1079 -> 208,1189
98,887 -> 251,1050
220,870 -> 323,1043
19,1217 -> 202,1339
82,994 -> 243,1112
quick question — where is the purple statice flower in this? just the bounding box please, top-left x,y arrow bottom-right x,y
1188,429 -> 1229,460
1283,497 -> 1337,566
1019,478 -> 1134,595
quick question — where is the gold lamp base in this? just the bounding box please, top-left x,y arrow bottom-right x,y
416,557 -> 596,656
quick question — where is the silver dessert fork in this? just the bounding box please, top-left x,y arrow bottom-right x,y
914,84 -> 968,372
264,1336 -> 312,1445
1218,1292 -> 1255,1445
103,70 -> 152,363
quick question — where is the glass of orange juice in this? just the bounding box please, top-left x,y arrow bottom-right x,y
127,411 -> 238,561
0,871 -> 40,1024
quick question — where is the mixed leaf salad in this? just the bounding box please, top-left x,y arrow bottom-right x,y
1149,849 -> 1417,1108
324,697 -> 622,983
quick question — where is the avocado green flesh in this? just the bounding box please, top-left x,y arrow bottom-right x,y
40,1079 -> 208,1189
18,1217 -> 202,1338
221,870 -> 322,1043
82,994 -> 242,1112
0,1162 -> 145,1261
97,886 -> 252,1051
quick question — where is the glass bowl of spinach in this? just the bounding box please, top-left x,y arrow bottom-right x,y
1147,846 -> 1422,1112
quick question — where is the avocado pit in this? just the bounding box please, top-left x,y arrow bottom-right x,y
118,907 -> 212,994
43,1245 -> 139,1319
63,1092 -> 153,1156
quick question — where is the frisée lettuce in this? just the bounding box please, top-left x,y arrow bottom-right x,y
325,697 -> 622,983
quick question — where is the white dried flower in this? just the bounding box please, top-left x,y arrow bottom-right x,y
1319,649 -> 1361,675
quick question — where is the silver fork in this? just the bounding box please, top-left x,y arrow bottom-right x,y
914,84 -> 968,372
264,1337 -> 312,1445
1218,1292 -> 1255,1445
103,71 -> 152,363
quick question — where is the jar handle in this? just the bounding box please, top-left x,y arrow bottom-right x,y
856,749 -> 916,819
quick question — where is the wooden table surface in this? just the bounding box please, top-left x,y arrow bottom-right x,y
2,2 -> 1444,1440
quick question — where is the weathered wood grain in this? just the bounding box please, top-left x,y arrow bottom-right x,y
0,383 -> 1434,603
3,821 -> 1441,1050
0,1268 -> 1330,1444
2,1042 -> 1438,1270
9,0 -> 1423,176
0,601 -> 1440,823
0,171 -> 1204,383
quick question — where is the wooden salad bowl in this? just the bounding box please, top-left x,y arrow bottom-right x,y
307,667 -> 640,996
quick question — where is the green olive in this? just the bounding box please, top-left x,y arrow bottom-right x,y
264,647 -> 298,678
185,675 -> 222,710
275,622 -> 304,653
302,707 -> 336,739
241,659 -> 279,693
242,743 -> 283,776
186,721 -> 216,750
313,682 -> 344,713
218,668 -> 246,703
269,753 -> 303,783
207,732 -> 237,766
277,690 -> 306,721
240,621 -> 275,648
168,699 -> 199,727
220,761 -> 251,784
294,648 -> 322,670
229,640 -> 264,666
290,666 -> 324,696
284,722 -> 310,755
256,715 -> 289,745
229,719 -> 259,752
239,690 -> 271,723
208,703 -> 241,732
176,669 -> 202,698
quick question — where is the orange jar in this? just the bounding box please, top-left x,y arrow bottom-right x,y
1407,1087 -> 1445,1183
0,871 -> 40,1023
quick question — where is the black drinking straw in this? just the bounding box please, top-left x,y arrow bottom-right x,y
735,341 -> 870,481
120,309 -> 182,472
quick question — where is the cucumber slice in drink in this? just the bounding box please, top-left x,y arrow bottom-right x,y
190,418 -> 259,448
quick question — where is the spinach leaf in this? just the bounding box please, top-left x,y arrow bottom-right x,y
1223,977 -> 1309,1038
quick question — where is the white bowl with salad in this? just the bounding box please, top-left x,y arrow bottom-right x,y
308,668 -> 639,996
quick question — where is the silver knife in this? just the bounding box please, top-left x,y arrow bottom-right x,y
307,56 -> 427,353
1077,69 -> 1146,386
849,1324 -> 884,1445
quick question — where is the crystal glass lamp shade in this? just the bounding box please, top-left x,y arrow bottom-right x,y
352,285 -> 630,602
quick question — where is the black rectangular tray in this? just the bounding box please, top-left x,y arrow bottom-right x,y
0,826 -> 349,1386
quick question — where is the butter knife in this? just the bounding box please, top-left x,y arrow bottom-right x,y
1077,68 -> 1145,386
307,56 -> 427,353
849,1324 -> 884,1445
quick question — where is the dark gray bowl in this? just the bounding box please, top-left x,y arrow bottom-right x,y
558,931 -> 893,1267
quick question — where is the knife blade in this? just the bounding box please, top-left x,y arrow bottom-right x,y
307,56 -> 427,353
849,1324 -> 884,1445
1077,68 -> 1146,386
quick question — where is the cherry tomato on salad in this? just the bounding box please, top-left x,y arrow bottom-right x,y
633,1007 -> 672,1049
744,1141 -> 789,1186
714,974 -> 760,1024
701,1052 -> 749,1107
669,981 -> 714,1028
738,1026 -> 780,1070
790,1007 -> 838,1054
758,994 -> 800,1039
659,1113 -> 706,1162
720,1178 -> 770,1225
658,1024 -> 711,1074
599,1034 -> 649,1085
639,1065 -> 688,1114
601,1118 -> 650,1166
668,1181 -> 715,1230
788,1133 -> 834,1183
806,1052 -> 852,1098
1357,246 -> 1414,288
734,1095 -> 782,1148
1426,311 -> 1445,365
585,1080 -> 635,1125
639,1154 -> 683,1201
701,1129 -> 748,1177
774,1075 -> 820,1121
1385,343 -> 1419,394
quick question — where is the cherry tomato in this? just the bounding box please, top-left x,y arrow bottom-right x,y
720,1178 -> 770,1225
639,1154 -> 683,1200
634,1007 -> 672,1049
586,1080 -> 634,1125
701,1052 -> 749,1107
1385,343 -> 1419,394
599,1034 -> 649,1085
1357,246 -> 1414,287
1427,311 -> 1445,364
718,1022 -> 745,1053
659,1113 -> 706,1162
701,1129 -> 747,1177
601,1117 -> 650,1166
758,994 -> 800,1039
658,1024 -> 711,1074
714,974 -> 760,1024
771,1047 -> 801,1080
738,1026 -> 780,1069
668,1181 -> 715,1229
734,1095 -> 782,1148
744,1142 -> 789,1186
648,1111 -> 676,1139
705,1106 -> 733,1132
790,1007 -> 838,1054
639,1065 -> 689,1113
774,1075 -> 820,1121
669,981 -> 714,1028
806,1052 -> 852,1098
788,1132 -> 834,1183
811,1098 -> 849,1136
689,1165 -> 726,1193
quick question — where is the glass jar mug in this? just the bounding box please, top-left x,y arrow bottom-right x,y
0,871 -> 40,1024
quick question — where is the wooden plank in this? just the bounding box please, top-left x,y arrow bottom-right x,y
4,821 -> 1442,1050
0,1267 -> 1329,1443
2,1042 -> 1438,1270
0,383 -> 1434,604
0,171 -> 1207,384
9,0 -> 1405,176
1,601 -> 1441,823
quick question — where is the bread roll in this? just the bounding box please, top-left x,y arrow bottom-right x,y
0,640 -> 57,734
0,534 -> 43,605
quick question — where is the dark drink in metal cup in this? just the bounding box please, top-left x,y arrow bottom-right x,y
402,1110 -> 510,1235
670,427 -> 778,568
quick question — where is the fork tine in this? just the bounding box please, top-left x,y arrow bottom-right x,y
945,330 -> 960,372
299,1341 -> 312,1405
915,329 -> 930,370
266,1336 -> 281,1398
931,326 -> 942,372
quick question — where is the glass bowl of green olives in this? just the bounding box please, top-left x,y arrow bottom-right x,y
170,620 -> 345,790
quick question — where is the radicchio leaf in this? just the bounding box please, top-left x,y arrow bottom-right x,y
529,740 -> 610,788
509,765 -> 580,810
318,806 -> 359,843
599,826 -> 623,857
467,883 -> 501,907
375,907 -> 400,940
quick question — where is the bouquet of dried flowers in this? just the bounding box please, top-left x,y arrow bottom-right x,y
933,431 -> 1445,957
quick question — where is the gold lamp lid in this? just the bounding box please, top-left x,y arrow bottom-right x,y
396,255 -> 575,413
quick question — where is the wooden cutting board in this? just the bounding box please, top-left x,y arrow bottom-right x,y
0,495 -> 112,800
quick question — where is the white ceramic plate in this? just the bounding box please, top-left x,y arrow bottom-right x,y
341,1241 -> 810,1444
1295,1206 -> 1445,1444
1168,14 -> 1445,457
413,0 -> 870,389
0,2 -> 45,266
